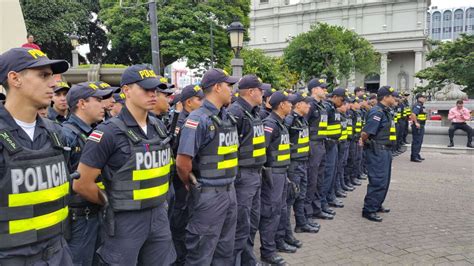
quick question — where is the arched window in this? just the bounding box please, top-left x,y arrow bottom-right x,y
427,12 -> 431,34
432,11 -> 442,40
453,9 -> 464,39
442,10 -> 452,40
467,8 -> 474,34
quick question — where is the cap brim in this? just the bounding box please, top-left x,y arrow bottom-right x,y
109,87 -> 121,93
156,88 -> 174,95
92,88 -> 114,99
28,59 -> 69,75
137,78 -> 164,90
54,86 -> 70,93
224,76 -> 240,85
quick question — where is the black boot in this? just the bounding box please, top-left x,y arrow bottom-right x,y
448,141 -> 454,147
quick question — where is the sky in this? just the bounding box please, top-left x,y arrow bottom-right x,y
431,0 -> 473,8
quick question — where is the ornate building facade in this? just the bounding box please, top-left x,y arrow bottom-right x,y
248,0 -> 432,92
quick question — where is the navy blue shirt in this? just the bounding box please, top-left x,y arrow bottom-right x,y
412,101 -> 424,115
259,106 -> 271,120
62,113 -> 93,172
0,104 -> 68,180
305,97 -> 324,122
363,103 -> 391,136
264,112 -> 285,147
47,106 -> 67,123
177,99 -> 229,158
80,107 -> 166,172
227,97 -> 260,140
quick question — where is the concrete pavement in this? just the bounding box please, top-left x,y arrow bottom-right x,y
255,149 -> 474,265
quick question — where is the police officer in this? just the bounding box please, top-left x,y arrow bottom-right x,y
48,80 -> 70,123
151,81 -> 174,121
0,47 -> 72,264
320,88 -> 346,214
259,83 -> 275,119
334,100 -> 350,199
169,84 -> 203,265
95,82 -> 120,121
392,93 -> 404,156
284,93 -> 319,240
108,92 -> 126,118
305,78 -> 333,221
410,94 -> 427,163
62,82 -> 113,265
401,92 -> 411,144
344,97 -> 362,191
260,91 -> 292,265
227,75 -> 266,265
359,86 -> 396,222
175,68 -> 239,265
74,65 -> 176,265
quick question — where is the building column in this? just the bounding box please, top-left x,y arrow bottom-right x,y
380,52 -> 388,86
414,51 -> 423,87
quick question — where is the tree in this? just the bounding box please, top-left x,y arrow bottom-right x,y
415,34 -> 474,96
233,48 -> 299,89
283,23 -> 379,87
99,0 -> 250,73
20,0 -> 108,64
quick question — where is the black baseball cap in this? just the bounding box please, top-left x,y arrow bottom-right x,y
113,92 -> 126,105
269,91 -> 290,108
238,74 -> 263,90
328,87 -> 349,101
94,81 -> 121,93
200,68 -> 239,89
170,93 -> 181,106
0,48 -> 69,83
67,82 -> 114,109
377,86 -> 396,98
307,78 -> 328,90
288,92 -> 311,105
262,83 -> 276,98
416,93 -> 426,100
54,81 -> 70,93
180,84 -> 204,103
120,64 -> 166,90
157,77 -> 175,94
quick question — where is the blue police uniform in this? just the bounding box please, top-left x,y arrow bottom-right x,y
334,112 -> 350,195
177,99 -> 238,265
345,108 -> 362,189
362,102 -> 396,215
284,110 -> 316,234
411,100 -> 427,160
169,108 -> 190,265
47,106 -> 68,123
79,107 -> 176,265
227,96 -> 266,266
0,104 -> 73,265
320,100 -> 342,211
62,114 -> 100,266
305,97 -> 328,219
259,106 -> 272,120
259,111 -> 291,261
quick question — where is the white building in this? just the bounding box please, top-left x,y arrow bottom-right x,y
248,0 -> 432,93
427,6 -> 474,41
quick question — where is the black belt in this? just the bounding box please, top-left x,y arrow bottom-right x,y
0,238 -> 64,265
374,144 -> 393,150
70,205 -> 100,220
200,183 -> 234,193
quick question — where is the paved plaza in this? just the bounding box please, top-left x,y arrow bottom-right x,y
256,149 -> 474,265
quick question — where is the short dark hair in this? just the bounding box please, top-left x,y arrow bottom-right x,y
1,81 -> 9,92
27,34 -> 34,38
354,87 -> 364,94
456,100 -> 464,105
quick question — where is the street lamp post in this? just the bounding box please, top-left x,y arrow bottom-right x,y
69,34 -> 79,68
227,20 -> 245,77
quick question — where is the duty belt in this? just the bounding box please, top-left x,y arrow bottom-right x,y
200,183 -> 234,193
373,143 -> 393,150
70,205 -> 100,220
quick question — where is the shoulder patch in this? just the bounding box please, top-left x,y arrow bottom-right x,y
373,115 -> 381,122
264,126 -> 274,133
185,119 -> 199,129
88,130 -> 104,143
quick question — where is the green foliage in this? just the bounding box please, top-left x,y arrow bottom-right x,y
99,0 -> 250,73
415,34 -> 474,95
232,48 -> 298,89
77,64 -> 127,68
20,0 -> 90,62
283,23 -> 379,86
